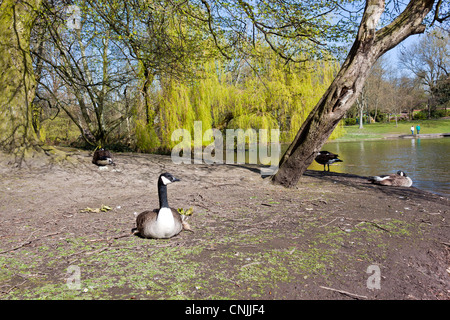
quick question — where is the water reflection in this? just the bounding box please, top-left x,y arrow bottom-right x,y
307,138 -> 450,196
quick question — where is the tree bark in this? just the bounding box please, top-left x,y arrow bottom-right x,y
0,0 -> 73,166
142,67 -> 155,125
272,0 -> 435,188
0,0 -> 42,152
357,87 -> 367,129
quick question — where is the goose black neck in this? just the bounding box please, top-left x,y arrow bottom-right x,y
158,180 -> 169,208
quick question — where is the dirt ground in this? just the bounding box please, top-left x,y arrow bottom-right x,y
0,149 -> 449,300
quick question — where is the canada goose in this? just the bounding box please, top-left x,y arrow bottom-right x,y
315,151 -> 343,172
368,171 -> 413,187
92,148 -> 114,166
134,173 -> 192,239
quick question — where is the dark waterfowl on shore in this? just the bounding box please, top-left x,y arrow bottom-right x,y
315,151 -> 343,172
92,148 -> 115,166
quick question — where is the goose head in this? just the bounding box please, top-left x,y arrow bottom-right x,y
159,172 -> 180,186
157,173 -> 180,210
396,171 -> 407,177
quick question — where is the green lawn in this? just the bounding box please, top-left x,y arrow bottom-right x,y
336,119 -> 450,141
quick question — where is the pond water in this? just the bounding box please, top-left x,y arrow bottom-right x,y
307,137 -> 450,197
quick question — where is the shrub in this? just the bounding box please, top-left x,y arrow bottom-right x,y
413,111 -> 427,120
344,118 -> 356,126
375,113 -> 386,122
135,120 -> 161,152
432,109 -> 448,118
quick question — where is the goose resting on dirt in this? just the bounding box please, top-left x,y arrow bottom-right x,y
133,173 -> 192,239
368,171 -> 413,187
92,148 -> 115,166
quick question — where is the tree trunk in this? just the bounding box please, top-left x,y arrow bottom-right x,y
357,88 -> 366,129
0,0 -> 73,166
272,0 -> 435,188
142,68 -> 155,125
0,0 -> 42,152
359,107 -> 364,129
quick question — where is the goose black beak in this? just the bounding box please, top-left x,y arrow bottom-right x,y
173,177 -> 181,182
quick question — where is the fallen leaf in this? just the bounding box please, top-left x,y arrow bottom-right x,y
177,207 -> 194,216
101,205 -> 112,212
81,205 -> 112,213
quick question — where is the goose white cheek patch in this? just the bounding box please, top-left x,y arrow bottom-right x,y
161,176 -> 172,185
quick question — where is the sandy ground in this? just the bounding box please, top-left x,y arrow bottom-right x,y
0,149 -> 449,300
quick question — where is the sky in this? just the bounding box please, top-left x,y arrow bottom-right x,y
383,34 -> 421,77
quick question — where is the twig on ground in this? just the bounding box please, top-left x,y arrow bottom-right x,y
319,217 -> 339,228
0,279 -> 28,296
348,218 -> 391,233
87,233 -> 132,242
319,286 -> 368,300
0,231 -> 62,255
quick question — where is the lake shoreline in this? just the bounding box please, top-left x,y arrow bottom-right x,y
333,132 -> 450,143
334,119 -> 450,142
314,136 -> 449,197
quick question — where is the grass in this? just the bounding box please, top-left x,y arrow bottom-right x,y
0,225 -> 348,299
0,214 -> 421,299
336,119 -> 450,141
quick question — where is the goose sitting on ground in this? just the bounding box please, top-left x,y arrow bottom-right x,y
368,170 -> 413,187
315,151 -> 343,172
134,173 -> 192,239
92,148 -> 115,166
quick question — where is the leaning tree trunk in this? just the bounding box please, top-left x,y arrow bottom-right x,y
272,0 -> 435,188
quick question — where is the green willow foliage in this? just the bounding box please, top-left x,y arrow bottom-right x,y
28,0 -> 344,153
140,53 -> 343,152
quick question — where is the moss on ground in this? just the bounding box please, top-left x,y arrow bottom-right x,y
0,213 -> 421,299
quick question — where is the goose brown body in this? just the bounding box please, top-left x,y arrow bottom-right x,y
136,208 -> 183,239
369,171 -> 413,187
92,148 -> 114,166
134,173 -> 192,239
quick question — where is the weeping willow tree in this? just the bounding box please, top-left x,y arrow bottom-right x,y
1,0 -> 341,159
141,49 -> 341,153
92,0 -> 220,152
227,56 -> 341,142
